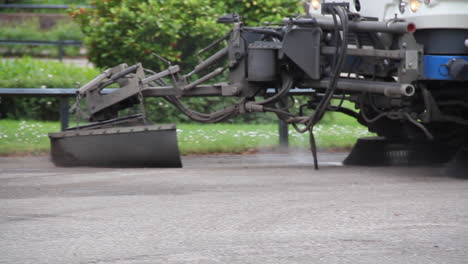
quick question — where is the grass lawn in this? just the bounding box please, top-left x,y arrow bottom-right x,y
0,118 -> 373,156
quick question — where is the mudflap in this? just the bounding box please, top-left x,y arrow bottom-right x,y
344,137 -> 457,166
446,147 -> 468,179
49,124 -> 182,168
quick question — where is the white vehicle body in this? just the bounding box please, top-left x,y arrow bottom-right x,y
308,0 -> 468,30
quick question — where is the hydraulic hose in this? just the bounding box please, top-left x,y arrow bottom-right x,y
292,6 -> 349,170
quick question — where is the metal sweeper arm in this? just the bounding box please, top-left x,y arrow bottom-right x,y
50,7 -> 423,168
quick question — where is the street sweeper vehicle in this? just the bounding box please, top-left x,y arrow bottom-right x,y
49,0 -> 468,174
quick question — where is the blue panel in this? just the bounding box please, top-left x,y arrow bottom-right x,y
423,55 -> 468,80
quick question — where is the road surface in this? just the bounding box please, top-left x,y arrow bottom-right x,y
0,152 -> 467,264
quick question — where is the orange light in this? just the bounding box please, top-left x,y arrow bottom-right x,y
409,0 -> 421,12
311,0 -> 321,10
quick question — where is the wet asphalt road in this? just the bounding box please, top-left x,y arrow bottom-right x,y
0,152 -> 467,264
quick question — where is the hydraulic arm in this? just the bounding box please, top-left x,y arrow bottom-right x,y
51,4 -> 460,168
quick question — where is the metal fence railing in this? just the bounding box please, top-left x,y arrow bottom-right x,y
0,4 -> 88,60
0,40 -> 83,61
0,88 -> 91,131
0,4 -> 93,9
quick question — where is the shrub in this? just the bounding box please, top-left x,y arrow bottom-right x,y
73,0 -> 302,71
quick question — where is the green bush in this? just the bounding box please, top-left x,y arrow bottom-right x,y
73,0 -> 302,71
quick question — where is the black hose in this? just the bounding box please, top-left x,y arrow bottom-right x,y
256,72 -> 294,106
309,129 -> 319,170
243,27 -> 283,40
292,6 -> 349,170
166,71 -> 294,123
404,112 -> 435,141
